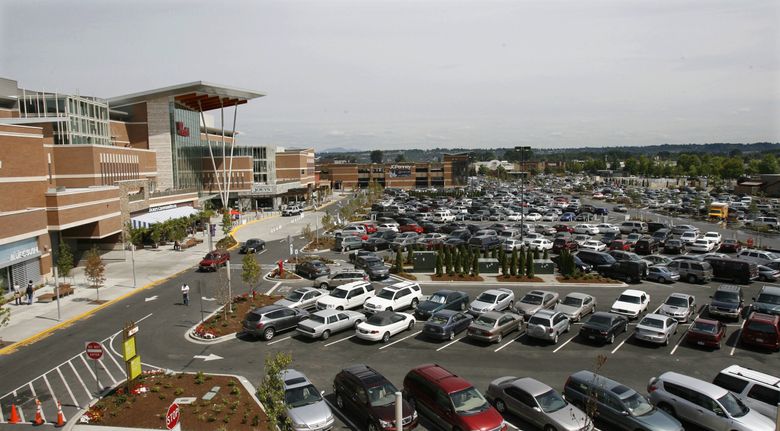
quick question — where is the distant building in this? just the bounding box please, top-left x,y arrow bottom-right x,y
318,159 -> 463,190
735,174 -> 780,197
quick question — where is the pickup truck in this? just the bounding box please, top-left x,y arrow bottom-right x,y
199,250 -> 230,272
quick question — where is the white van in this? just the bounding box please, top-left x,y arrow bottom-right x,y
619,221 -> 648,234
713,365 -> 779,419
432,210 -> 455,223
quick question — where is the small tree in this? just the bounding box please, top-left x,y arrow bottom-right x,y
56,242 -> 74,281
395,248 -> 404,274
406,246 -> 414,265
472,253 -> 480,276
526,249 -> 535,278
543,248 -> 549,260
84,247 -> 106,302
499,248 -> 508,276
242,254 -> 261,296
149,224 -> 162,247
0,278 -> 9,327
444,247 -> 452,275
518,249 -> 526,278
301,223 -> 315,242
256,352 -> 293,430
221,211 -> 232,236
510,248 -> 518,276
435,250 -> 443,276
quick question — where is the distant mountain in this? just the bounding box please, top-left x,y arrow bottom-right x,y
320,146 -> 362,153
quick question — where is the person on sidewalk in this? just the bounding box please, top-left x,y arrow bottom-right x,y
13,282 -> 21,305
26,280 -> 34,305
173,240 -> 180,251
181,283 -> 190,306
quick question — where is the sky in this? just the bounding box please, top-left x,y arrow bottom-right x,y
1,0 -> 779,151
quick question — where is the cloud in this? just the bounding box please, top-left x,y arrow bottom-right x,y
326,130 -> 346,137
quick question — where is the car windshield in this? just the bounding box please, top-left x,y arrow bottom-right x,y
285,384 -> 323,408
639,317 -> 664,329
450,387 -> 489,415
718,392 -> 749,418
665,296 -> 688,307
285,291 -> 305,301
746,321 -> 776,333
522,295 -> 543,305
377,290 -> 396,300
617,294 -> 641,304
767,252 -> 780,260
330,289 -> 348,299
713,291 -> 738,303
367,381 -> 398,407
367,260 -> 384,268
562,296 -> 583,307
476,293 -> 498,303
204,253 -> 218,260
756,293 -> 780,305
475,316 -> 497,326
429,294 -> 447,304
535,389 -> 567,413
428,315 -> 449,325
692,321 -> 717,333
621,392 -> 654,416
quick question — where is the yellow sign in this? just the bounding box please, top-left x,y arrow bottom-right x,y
122,337 -> 136,362
127,355 -> 142,381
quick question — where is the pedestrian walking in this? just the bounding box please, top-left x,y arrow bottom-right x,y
181,283 -> 190,306
26,280 -> 34,305
13,282 -> 21,305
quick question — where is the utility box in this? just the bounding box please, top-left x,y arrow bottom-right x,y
413,251 -> 438,272
478,258 -> 500,273
534,259 -> 555,274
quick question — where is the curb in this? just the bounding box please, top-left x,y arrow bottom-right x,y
184,305 -> 240,345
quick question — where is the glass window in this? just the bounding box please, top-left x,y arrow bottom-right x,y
747,385 -> 779,406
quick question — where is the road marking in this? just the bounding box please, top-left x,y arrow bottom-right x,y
98,359 -> 118,385
103,343 -> 126,375
266,282 -> 282,295
29,382 -> 45,423
145,295 -> 158,302
267,336 -> 292,345
436,336 -> 465,351
611,336 -> 630,354
553,334 -> 576,353
79,355 -> 98,386
68,360 -> 92,399
193,353 -> 224,361
730,320 -> 746,356
670,309 -> 703,356
324,334 -> 355,347
56,367 -> 78,407
379,330 -> 422,350
495,333 -> 525,352
43,374 -> 62,421
13,391 -> 25,423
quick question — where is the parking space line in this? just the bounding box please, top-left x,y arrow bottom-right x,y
28,382 -> 45,423
379,331 -> 422,350
68,360 -> 92,399
495,333 -> 525,352
670,310 -> 703,355
56,367 -> 78,408
103,344 -> 126,376
324,335 -> 355,347
79,355 -> 98,386
13,391 -> 25,423
98,359 -> 118,385
730,320 -> 746,356
610,336 -> 630,354
324,399 -> 359,430
436,336 -> 465,352
553,334 -> 576,353
43,374 -> 64,421
267,336 -> 292,345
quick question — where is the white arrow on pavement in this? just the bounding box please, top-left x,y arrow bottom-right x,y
145,296 -> 158,302
202,297 -> 216,301
193,354 -> 223,362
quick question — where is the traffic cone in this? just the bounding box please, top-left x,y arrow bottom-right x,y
54,401 -> 65,427
7,404 -> 20,424
32,398 -> 43,426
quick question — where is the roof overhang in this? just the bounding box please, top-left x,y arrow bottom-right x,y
108,81 -> 264,111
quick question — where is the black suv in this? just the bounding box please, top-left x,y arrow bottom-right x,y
597,261 -> 647,283
333,365 -> 418,431
633,238 -> 659,255
295,260 -> 331,279
240,238 -> 266,254
709,285 -> 744,320
356,256 -> 390,281
576,250 -> 616,267
467,234 -> 501,251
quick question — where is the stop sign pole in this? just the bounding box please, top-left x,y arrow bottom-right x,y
85,342 -> 103,394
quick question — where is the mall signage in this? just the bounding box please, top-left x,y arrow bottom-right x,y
10,246 -> 39,262
175,121 -> 190,137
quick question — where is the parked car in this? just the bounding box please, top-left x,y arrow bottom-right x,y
552,238 -> 578,253
671,224 -> 699,236
240,238 -> 265,254
608,239 -> 631,251
528,238 -> 554,251
356,257 -> 390,281
526,310 -> 571,344
242,305 -> 310,341
314,270 -> 368,290
282,369 -> 335,431
751,285 -> 780,315
713,365 -> 779,420
575,250 -> 616,268
644,255 -> 673,267
467,311 -> 524,343
656,293 -> 695,322
740,312 -> 780,351
598,261 -> 647,284
737,248 -> 780,266
686,317 -> 727,349
316,281 -> 376,311
333,364 -> 418,431
634,314 -> 679,345
336,235 -> 364,251
468,288 -> 515,315
620,221 -> 648,234
666,260 -> 713,284
414,289 -> 469,321
363,281 -> 423,313
554,292 -> 596,322
634,238 -> 659,255
580,240 -> 606,252
356,311 -> 416,343
296,260 -> 331,279
486,377 -> 592,431
422,310 -> 473,341
708,284 -> 744,320
647,371 -> 775,431
468,234 -> 502,251
275,287 -> 328,310
403,364 -> 504,431
651,229 -> 672,245
296,309 -> 365,340
579,312 -> 629,344
282,206 -> 302,216
564,371 -> 683,431
663,239 -> 685,254
198,250 -> 230,272
719,239 -> 742,253
647,266 -> 680,284
703,257 -> 758,284
515,290 -> 559,318
610,289 -> 650,319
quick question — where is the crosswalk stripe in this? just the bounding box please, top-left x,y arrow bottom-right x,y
79,355 -> 99,388
43,374 -> 64,421
13,391 -> 26,423
28,382 -> 45,423
68,360 -> 92,400
56,367 -> 79,407
103,344 -> 126,376
98,359 -> 118,385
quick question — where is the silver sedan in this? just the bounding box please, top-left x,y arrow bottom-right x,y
468,288 -> 515,315
554,292 -> 597,322
296,309 -> 365,340
275,287 -> 328,310
634,314 -> 679,345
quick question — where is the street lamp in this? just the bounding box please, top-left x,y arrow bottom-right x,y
515,146 -> 531,241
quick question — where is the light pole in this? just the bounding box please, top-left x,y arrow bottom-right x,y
515,146 -> 531,241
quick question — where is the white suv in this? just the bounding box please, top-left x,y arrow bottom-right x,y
363,281 -> 423,313
713,365 -> 779,419
316,281 -> 375,311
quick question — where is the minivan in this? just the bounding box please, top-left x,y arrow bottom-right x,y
647,371 -> 775,431
468,234 -> 501,251
736,248 -> 780,266
713,365 -> 779,419
751,285 -> 780,315
703,257 -> 758,284
620,221 -> 648,234
666,260 -> 713,284
563,370 -> 683,431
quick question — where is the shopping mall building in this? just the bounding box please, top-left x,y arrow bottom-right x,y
0,77 -> 319,291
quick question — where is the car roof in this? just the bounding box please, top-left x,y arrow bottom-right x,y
342,364 -> 386,385
668,292 -> 693,299
532,309 -> 556,319
758,285 -> 780,295
565,292 -> 591,300
715,284 -> 742,293
693,317 -> 720,325
431,309 -> 459,318
658,371 -> 729,398
720,365 -> 780,387
411,364 -> 472,393
510,377 -> 553,396
252,304 -> 287,314
281,369 -> 311,389
747,312 -> 779,323
621,289 -> 646,296
312,309 -> 342,317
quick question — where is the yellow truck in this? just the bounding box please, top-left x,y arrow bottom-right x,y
708,202 -> 728,220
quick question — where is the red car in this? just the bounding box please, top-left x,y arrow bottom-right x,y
552,238 -> 578,253
360,222 -> 378,234
399,223 -> 424,234
719,239 -> 742,253
685,318 -> 727,349
554,224 -> 574,233
198,250 -> 230,272
608,240 -> 631,251
740,312 -> 780,351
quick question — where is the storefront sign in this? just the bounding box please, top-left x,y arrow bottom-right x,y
10,246 -> 39,261
175,121 -> 190,137
389,164 -> 412,178
0,239 -> 41,267
149,204 -> 177,212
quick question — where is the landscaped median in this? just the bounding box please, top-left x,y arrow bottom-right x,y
189,294 -> 281,342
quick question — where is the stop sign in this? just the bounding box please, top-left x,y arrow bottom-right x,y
85,342 -> 103,360
166,402 -> 180,430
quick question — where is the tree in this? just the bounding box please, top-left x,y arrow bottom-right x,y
526,249 -> 535,278
472,253 -> 480,276
543,248 -> 549,260
256,352 -> 293,431
221,211 -> 233,236
395,248 -> 404,274
499,248 -> 508,276
518,249 -> 526,278
56,242 -> 74,280
370,150 -> 384,164
759,154 -> 778,174
406,246 -> 414,265
510,248 -> 518,276
435,249 -> 443,276
301,223 -> 315,242
444,247 -> 452,275
84,246 -> 106,302
242,254 -> 261,296
720,158 -> 744,179
394,153 -> 406,163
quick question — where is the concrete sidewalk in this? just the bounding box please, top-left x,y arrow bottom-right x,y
0,194 -> 347,354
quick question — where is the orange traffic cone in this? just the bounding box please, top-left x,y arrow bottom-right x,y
32,398 -> 43,426
54,401 -> 65,427
8,404 -> 20,424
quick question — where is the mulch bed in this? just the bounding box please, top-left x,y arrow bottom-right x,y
556,275 -> 620,284
83,372 -> 267,430
431,274 -> 485,282
267,269 -> 303,280
193,294 -> 281,339
496,275 -> 545,282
